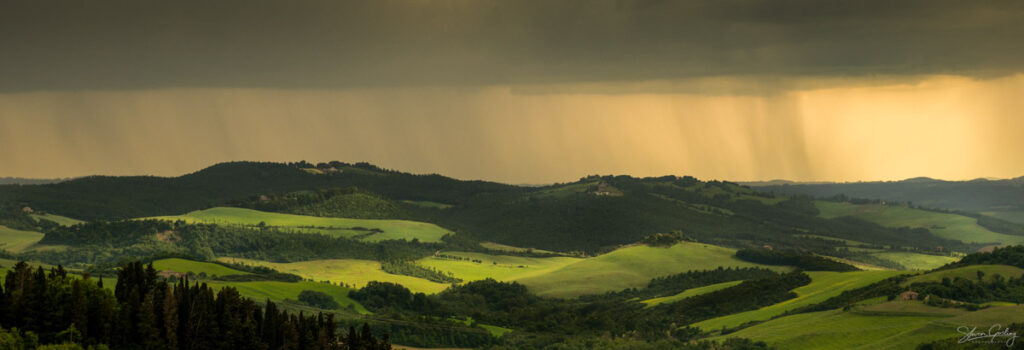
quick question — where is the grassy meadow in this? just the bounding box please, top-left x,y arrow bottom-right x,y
903,264 -> 1024,285
146,258 -> 369,313
417,251 -> 581,282
31,213 -> 85,226
204,280 -> 369,314
867,252 -> 959,271
148,207 -> 452,243
815,201 -> 1024,245
217,257 -> 450,294
152,258 -> 249,276
713,301 -> 1024,350
640,280 -> 744,307
514,242 -> 784,298
0,225 -> 44,253
694,270 -> 908,332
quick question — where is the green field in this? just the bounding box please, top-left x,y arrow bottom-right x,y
147,258 -> 369,313
217,257 -> 450,294
640,280 -> 744,307
0,225 -> 44,253
815,201 -> 1024,245
477,242 -> 562,255
152,258 -> 249,276
514,242 -> 785,298
149,207 -> 452,243
417,251 -> 582,282
693,270 -> 908,332
867,252 -> 958,271
714,301 -> 1024,349
903,264 -> 1024,285
31,213 -> 85,226
204,280 -> 369,314
981,210 -> 1024,225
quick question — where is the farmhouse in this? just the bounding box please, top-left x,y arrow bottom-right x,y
899,291 -> 919,301
21,206 -> 33,214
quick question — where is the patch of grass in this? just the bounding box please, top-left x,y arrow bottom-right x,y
815,201 -> 1024,245
714,303 -> 1024,350
903,264 -> 1024,285
30,213 -> 85,226
149,207 -> 452,243
867,252 -> 958,271
204,279 -> 369,314
640,280 -> 744,307
820,256 -> 893,271
151,258 -> 249,276
710,308 -> 949,350
216,257 -> 449,294
857,300 -> 967,316
514,242 -> 787,298
0,225 -> 44,253
477,242 -> 562,255
693,270 -> 907,331
417,252 -> 581,283
981,210 -> 1024,225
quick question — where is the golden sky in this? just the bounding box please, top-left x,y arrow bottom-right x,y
2,1 -> 1023,183
2,74 -> 1022,183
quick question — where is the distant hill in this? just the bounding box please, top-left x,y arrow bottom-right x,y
0,161 -> 980,254
0,161 -> 519,221
752,176 -> 1024,224
0,177 -> 72,185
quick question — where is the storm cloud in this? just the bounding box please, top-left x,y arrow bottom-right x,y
2,0 -> 1023,91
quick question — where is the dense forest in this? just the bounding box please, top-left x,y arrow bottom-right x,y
0,261 -> 391,349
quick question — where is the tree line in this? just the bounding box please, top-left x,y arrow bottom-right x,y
0,261 -> 391,350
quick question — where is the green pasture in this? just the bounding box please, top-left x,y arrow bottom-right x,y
217,257 -> 449,294
148,207 -> 452,243
693,270 -> 908,331
514,242 -> 784,298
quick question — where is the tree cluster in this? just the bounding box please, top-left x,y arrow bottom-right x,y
0,261 -> 391,350
735,248 -> 859,271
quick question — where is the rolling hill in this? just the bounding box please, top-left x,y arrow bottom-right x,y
753,177 -> 1024,224
149,207 -> 452,243
513,241 -> 784,298
0,225 -> 43,253
815,201 -> 1024,246
693,270 -> 908,332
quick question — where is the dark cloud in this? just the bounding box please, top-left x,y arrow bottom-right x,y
1,0 -> 1022,91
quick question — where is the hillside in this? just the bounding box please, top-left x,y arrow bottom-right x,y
815,201 -> 1024,246
693,270 -> 907,332
513,242 -> 784,297
2,161 -> 980,256
150,207 -> 452,243
713,303 -> 1024,349
0,161 -> 519,221
753,177 -> 1024,224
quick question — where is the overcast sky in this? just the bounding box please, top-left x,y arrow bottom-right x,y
2,0 -> 1023,183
